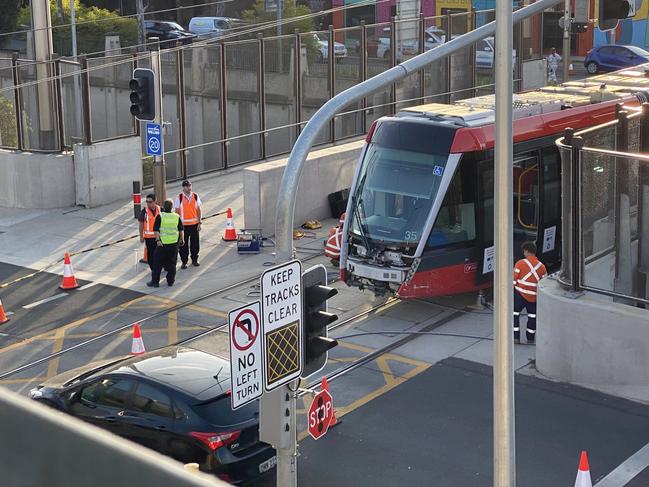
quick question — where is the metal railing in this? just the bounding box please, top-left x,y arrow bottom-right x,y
557,102 -> 649,306
0,10 -> 544,183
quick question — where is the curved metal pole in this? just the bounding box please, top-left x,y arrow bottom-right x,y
275,0 -> 562,259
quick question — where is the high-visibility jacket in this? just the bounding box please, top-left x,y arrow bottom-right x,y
143,205 -> 160,238
513,256 -> 547,303
176,192 -> 200,225
159,213 -> 181,245
325,226 -> 343,260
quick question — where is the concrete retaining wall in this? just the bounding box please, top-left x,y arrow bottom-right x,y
74,137 -> 142,208
537,278 -> 649,389
0,137 -> 141,209
243,139 -> 364,236
0,149 -> 75,208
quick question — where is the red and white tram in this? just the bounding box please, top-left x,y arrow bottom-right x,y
340,66 -> 649,298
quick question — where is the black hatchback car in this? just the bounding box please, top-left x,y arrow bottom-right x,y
29,346 -> 276,485
145,21 -> 196,48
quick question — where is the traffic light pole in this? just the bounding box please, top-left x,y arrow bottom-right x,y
562,0 -> 571,82
271,1 -> 562,486
150,41 -> 167,204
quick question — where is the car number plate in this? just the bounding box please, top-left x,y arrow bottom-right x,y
259,455 -> 277,473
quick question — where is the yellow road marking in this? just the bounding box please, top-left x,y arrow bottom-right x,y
168,311 -> 178,344
64,325 -> 206,339
46,328 -> 67,378
0,376 -> 46,385
0,295 -> 151,355
375,356 -> 397,386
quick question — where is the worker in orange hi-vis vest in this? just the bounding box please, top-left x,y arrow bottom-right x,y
513,241 -> 547,345
138,193 -> 160,272
174,180 -> 203,269
324,213 -> 346,265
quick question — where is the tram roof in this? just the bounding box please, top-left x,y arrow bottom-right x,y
394,64 -> 649,152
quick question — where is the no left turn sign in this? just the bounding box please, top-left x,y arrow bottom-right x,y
229,302 -> 263,410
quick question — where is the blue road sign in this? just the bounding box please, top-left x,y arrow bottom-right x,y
145,122 -> 163,156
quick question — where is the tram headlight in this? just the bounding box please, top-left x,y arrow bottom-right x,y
356,245 -> 368,257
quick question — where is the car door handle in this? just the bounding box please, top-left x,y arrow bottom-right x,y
105,416 -> 117,423
155,425 -> 167,431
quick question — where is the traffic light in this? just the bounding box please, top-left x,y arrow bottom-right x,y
301,265 -> 339,378
129,68 -> 155,121
598,0 -> 631,31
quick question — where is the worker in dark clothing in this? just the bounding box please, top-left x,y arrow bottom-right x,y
147,199 -> 184,288
138,193 -> 160,271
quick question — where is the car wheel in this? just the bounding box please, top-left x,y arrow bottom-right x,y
317,51 -> 324,63
586,61 -> 599,74
383,50 -> 391,61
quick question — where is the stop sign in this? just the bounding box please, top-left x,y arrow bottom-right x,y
308,389 -> 334,440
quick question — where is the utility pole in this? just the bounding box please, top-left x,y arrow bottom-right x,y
150,40 -> 166,203
562,0 -> 571,82
137,0 -> 146,49
70,0 -> 82,139
31,0 -> 55,149
494,0 -> 515,481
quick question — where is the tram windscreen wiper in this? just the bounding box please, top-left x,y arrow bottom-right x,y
351,171 -> 373,253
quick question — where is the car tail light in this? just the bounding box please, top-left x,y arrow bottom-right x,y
189,431 -> 241,451
365,120 -> 378,143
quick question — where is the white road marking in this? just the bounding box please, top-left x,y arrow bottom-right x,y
595,443 -> 649,486
78,282 -> 99,291
22,294 -> 67,309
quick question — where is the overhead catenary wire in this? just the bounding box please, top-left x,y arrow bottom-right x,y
0,0 -> 382,90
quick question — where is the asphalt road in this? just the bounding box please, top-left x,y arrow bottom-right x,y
296,358 -> 649,486
0,262 -> 143,341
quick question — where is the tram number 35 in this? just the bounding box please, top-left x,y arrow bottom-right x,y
404,231 -> 418,241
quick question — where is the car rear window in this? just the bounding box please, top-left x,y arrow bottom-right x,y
192,396 -> 257,427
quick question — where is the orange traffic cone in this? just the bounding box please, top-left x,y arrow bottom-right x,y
321,376 -> 337,426
223,207 -> 238,241
139,245 -> 148,264
574,451 -> 592,487
0,298 -> 9,324
131,323 -> 146,355
60,252 -> 79,290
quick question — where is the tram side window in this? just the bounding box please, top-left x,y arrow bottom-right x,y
427,159 -> 476,248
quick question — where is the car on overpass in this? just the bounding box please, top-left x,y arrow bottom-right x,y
584,44 -> 649,74
29,346 -> 276,485
313,33 -> 348,62
144,21 -> 196,48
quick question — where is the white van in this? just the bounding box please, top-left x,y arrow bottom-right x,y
188,17 -> 240,38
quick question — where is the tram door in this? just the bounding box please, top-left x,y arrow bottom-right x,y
476,151 -> 541,282
513,153 -> 540,261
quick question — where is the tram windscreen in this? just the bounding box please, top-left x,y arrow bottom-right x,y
349,121 -> 454,245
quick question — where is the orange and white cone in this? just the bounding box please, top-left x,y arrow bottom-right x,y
131,323 -> 146,355
569,63 -> 575,75
223,207 -> 238,241
139,245 -> 148,264
574,451 -> 592,487
0,298 -> 9,324
60,252 -> 79,290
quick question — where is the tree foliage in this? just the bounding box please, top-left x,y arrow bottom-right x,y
0,95 -> 18,148
0,0 -> 22,37
18,0 -> 137,56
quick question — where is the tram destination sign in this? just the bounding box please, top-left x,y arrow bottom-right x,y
260,260 -> 303,391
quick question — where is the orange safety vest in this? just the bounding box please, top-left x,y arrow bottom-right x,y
143,205 -> 161,238
177,192 -> 199,225
513,256 -> 547,303
325,226 -> 343,260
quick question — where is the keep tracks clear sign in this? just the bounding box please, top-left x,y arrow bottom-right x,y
229,301 -> 263,410
261,260 -> 303,391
